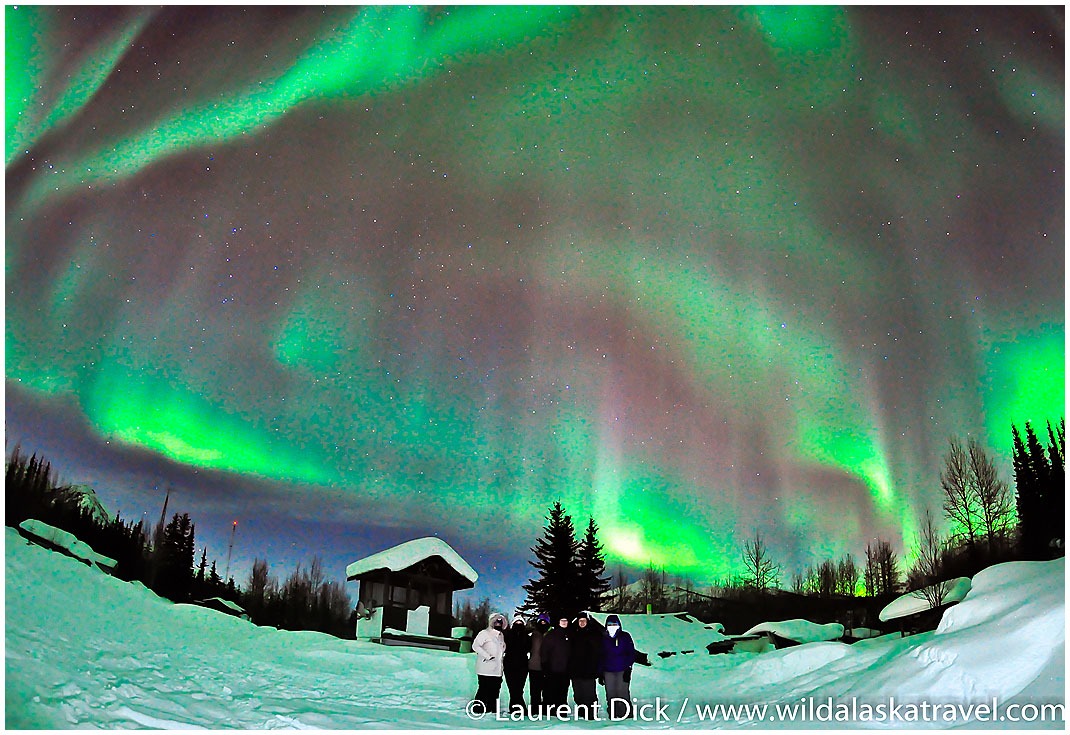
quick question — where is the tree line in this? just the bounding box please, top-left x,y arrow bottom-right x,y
906,419 -> 1063,608
520,417 -> 1064,629
1012,419 -> 1064,558
5,445 -> 352,637
242,556 -> 352,637
6,446 -> 238,603
729,418 -> 1063,608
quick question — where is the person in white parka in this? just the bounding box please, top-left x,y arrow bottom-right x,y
472,612 -> 508,715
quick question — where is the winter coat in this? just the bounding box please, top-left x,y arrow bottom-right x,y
569,623 -> 603,678
600,627 -> 636,673
503,623 -> 531,673
540,626 -> 571,674
528,626 -> 547,671
473,613 -> 507,677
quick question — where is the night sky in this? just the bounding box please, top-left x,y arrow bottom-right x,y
5,6 -> 1064,612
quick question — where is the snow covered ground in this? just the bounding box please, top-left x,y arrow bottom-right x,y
6,526 -> 1065,729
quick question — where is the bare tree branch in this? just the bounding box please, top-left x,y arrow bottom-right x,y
742,529 -> 781,591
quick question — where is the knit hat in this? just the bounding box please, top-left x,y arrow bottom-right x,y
537,613 -> 551,625
605,614 -> 621,627
512,615 -> 525,626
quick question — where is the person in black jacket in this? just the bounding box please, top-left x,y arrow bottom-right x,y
502,615 -> 531,713
527,613 -> 551,715
569,611 -> 603,718
539,614 -> 572,715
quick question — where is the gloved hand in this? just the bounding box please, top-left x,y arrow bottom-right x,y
623,667 -> 632,683
597,675 -> 604,685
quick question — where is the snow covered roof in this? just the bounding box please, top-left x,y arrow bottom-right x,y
742,618 -> 845,643
345,537 -> 477,586
878,576 -> 972,622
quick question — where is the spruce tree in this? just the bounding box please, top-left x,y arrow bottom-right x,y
1047,419 -> 1065,471
1025,423 -> 1050,498
194,547 -> 209,599
575,516 -> 612,612
1012,424 -> 1039,555
1044,419 -> 1065,551
157,513 -> 196,601
197,548 -> 208,583
1013,419 -> 1065,558
520,501 -> 581,618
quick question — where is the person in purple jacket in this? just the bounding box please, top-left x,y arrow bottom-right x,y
599,614 -> 636,719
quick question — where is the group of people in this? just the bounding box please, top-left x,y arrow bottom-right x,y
471,610 -> 636,719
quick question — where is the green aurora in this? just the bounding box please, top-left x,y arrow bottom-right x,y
5,6 -> 1063,583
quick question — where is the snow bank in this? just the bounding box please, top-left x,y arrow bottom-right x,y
936,561 -> 1054,636
843,557 -> 1065,706
17,519 -> 117,571
925,559 -> 1065,700
733,641 -> 855,688
6,528 -> 475,729
190,597 -> 250,619
743,618 -> 845,644
879,577 -> 972,622
345,537 -> 477,585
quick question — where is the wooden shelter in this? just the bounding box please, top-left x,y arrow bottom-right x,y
346,537 -> 477,650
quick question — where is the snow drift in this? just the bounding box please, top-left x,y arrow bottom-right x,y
743,619 -> 846,644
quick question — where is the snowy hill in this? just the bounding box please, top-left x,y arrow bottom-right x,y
5,527 -> 1064,728
6,527 -> 471,729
